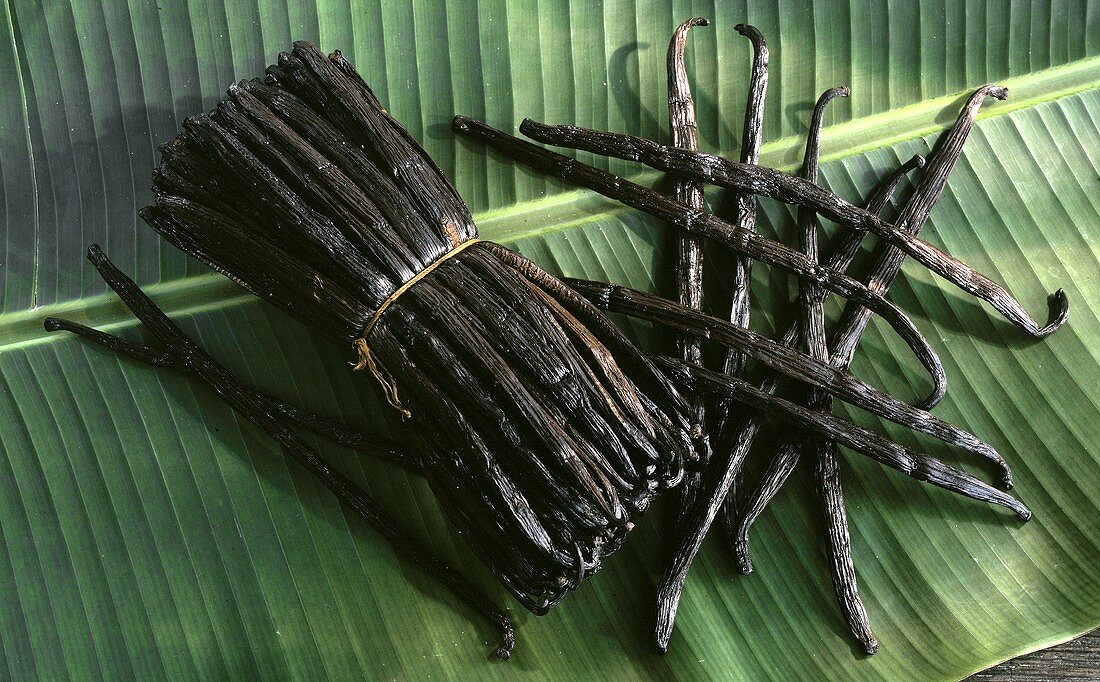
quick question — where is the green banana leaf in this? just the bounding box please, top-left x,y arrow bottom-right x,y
2,1 -> 1099,679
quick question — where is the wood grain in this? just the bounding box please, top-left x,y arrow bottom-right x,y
974,629 -> 1100,680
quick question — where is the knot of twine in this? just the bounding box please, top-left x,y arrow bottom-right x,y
352,238 -> 482,418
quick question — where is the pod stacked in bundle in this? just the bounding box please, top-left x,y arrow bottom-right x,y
141,42 -> 695,613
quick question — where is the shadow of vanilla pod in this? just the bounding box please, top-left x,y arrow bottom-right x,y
45,39 -> 1058,660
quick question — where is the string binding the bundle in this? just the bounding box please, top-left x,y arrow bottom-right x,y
352,237 -> 484,417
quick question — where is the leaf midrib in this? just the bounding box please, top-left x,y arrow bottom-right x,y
3,55 -> 1099,353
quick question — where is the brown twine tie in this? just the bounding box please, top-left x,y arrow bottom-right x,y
352,238 -> 483,418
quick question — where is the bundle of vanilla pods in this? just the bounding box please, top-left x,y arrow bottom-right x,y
141,42 -> 695,613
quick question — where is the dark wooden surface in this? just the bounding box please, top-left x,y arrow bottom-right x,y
971,629 -> 1099,680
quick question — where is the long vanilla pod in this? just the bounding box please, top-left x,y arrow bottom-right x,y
714,23 -> 769,435
667,18 -> 710,466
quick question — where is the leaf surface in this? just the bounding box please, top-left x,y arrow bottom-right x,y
1,2 -> 1099,679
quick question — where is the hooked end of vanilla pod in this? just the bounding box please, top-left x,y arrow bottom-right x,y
86,243 -> 107,266
493,625 -> 516,661
966,84 -> 1009,114
915,366 -> 948,411
863,636 -> 881,656
737,555 -> 754,575
986,84 -> 1010,101
451,115 -> 473,134
679,17 -> 709,30
733,23 -> 764,42
1037,289 -> 1070,337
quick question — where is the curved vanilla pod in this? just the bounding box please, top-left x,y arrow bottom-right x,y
518,117 -> 1068,339
788,84 -> 882,656
798,86 -> 851,402
793,85 -> 875,654
831,84 -> 1011,370
451,116 -> 947,405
